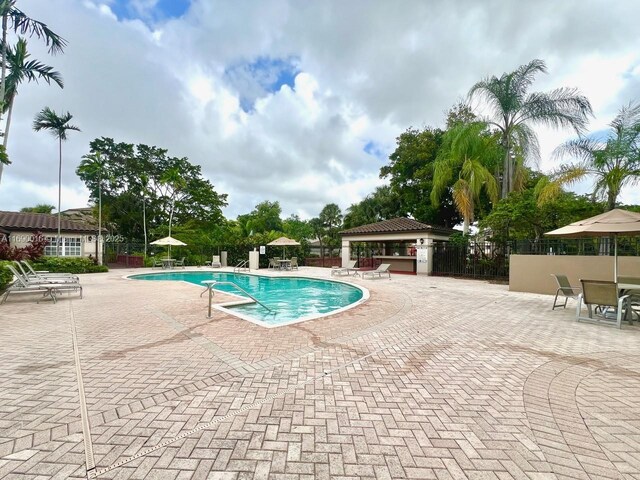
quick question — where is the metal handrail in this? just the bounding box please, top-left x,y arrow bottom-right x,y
201,280 -> 274,315
234,260 -> 249,272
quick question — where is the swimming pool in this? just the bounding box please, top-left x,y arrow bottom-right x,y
129,271 -> 367,327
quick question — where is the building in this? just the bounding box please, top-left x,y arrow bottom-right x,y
340,217 -> 455,274
0,210 -> 104,260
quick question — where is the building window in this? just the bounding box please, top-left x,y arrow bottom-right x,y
44,236 -> 82,257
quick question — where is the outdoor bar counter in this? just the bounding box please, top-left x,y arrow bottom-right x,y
373,255 -> 416,273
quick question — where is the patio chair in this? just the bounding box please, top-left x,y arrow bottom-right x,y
1,265 -> 82,304
331,260 -> 357,276
576,279 -> 630,328
14,261 -> 79,284
290,257 -> 298,270
152,258 -> 163,269
268,258 -> 278,270
174,257 -> 186,268
551,274 -> 581,310
362,263 -> 391,279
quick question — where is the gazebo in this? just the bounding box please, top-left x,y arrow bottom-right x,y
340,218 -> 456,274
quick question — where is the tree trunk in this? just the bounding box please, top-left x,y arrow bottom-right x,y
607,191 -> 616,211
57,137 -> 62,256
0,12 -> 8,185
3,94 -> 13,148
168,198 -> 175,258
462,216 -> 470,235
98,179 -> 102,265
501,148 -> 510,199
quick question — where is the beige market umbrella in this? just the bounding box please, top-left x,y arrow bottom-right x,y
545,208 -> 640,279
150,236 -> 187,259
267,236 -> 300,258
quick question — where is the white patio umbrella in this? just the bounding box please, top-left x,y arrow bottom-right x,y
267,236 -> 300,258
545,209 -> 640,280
150,236 -> 187,259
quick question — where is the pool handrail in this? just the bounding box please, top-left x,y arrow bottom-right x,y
202,280 -> 274,314
234,260 -> 250,272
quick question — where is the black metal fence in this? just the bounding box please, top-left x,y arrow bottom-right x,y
431,237 -> 640,281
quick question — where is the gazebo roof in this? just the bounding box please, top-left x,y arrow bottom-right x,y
340,217 -> 455,236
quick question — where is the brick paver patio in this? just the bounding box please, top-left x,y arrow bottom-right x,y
1,266 -> 639,479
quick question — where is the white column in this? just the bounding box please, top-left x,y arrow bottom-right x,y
341,239 -> 351,267
249,250 -> 259,270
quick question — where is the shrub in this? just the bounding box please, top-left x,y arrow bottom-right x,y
0,260 -> 14,291
32,257 -> 109,274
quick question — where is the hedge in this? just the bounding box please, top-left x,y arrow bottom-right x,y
0,260 -> 13,292
31,257 -> 109,274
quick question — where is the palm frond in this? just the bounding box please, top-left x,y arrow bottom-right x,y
452,179 -> 474,221
520,87 -> 593,134
33,107 -> 80,139
9,7 -> 67,55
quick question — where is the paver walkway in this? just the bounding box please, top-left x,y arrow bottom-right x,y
1,267 -> 639,479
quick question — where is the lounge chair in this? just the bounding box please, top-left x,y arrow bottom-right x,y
331,260 -> 358,276
362,263 -> 391,279
1,265 -> 82,304
174,257 -> 186,268
576,279 -> 630,328
551,274 -> 581,310
290,257 -> 298,270
210,255 -> 222,268
14,261 -> 79,284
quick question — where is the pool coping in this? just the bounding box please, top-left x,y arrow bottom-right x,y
124,268 -> 370,328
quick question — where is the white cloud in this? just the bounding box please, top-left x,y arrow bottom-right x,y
0,0 -> 639,223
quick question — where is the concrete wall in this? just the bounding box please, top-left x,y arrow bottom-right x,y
510,255 -> 640,295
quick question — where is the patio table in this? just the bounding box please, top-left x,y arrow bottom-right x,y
617,277 -> 640,323
161,258 -> 176,269
277,259 -> 292,270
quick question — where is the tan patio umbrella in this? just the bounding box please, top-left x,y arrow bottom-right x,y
545,208 -> 640,280
150,236 -> 187,259
267,236 -> 300,258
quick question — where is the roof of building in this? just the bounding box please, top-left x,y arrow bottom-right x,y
0,211 -> 99,233
340,217 -> 456,236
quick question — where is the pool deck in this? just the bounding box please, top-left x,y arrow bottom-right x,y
1,266 -> 639,479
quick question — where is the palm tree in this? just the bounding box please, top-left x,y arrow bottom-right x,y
0,0 -> 65,184
77,152 -> 106,264
431,122 -> 500,234
468,59 -> 592,198
541,102 -> 640,211
3,38 -> 63,148
33,107 -> 80,256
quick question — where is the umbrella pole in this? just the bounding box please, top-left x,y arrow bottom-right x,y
614,234 -> 618,281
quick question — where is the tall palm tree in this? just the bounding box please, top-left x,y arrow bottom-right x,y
468,59 -> 593,198
541,102 -> 640,211
0,0 -> 66,184
431,122 -> 500,234
77,152 -> 106,264
33,107 -> 80,256
3,38 -> 63,148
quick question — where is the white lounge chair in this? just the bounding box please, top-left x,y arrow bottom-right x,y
362,263 -> 391,279
15,261 -> 79,283
2,265 -> 82,304
206,255 -> 222,268
331,260 -> 358,276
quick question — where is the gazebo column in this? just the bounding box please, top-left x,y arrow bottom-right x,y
415,237 -> 434,275
341,239 -> 351,267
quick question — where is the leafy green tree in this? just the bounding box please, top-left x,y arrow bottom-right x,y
380,126 -> 461,227
282,214 -> 313,241
343,186 -> 402,229
2,38 -> 63,149
20,203 -> 54,213
237,201 -> 283,235
77,152 -> 107,263
319,203 -> 342,256
480,173 -> 604,241
33,107 -> 80,255
77,137 -> 228,240
542,101 -> 640,211
468,59 -> 592,198
0,0 -> 66,184
431,122 -> 500,234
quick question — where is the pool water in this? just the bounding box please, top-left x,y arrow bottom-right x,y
129,271 -> 365,326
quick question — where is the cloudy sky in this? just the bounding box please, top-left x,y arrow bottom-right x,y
0,0 -> 638,221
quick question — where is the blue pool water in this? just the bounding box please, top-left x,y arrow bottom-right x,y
129,271 -> 365,326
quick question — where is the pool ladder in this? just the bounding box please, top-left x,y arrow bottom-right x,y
233,260 -> 250,272
202,280 -> 275,318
